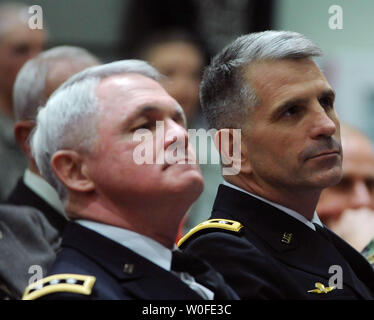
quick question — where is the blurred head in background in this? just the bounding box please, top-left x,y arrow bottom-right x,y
0,2 -> 47,117
317,123 -> 374,225
136,29 -> 205,125
13,45 -> 100,175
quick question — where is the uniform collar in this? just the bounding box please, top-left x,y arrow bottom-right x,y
60,222 -> 205,299
223,181 -> 322,231
76,220 -> 173,271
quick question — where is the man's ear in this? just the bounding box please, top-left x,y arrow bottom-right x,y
14,120 -> 35,159
51,150 -> 95,193
213,128 -> 249,176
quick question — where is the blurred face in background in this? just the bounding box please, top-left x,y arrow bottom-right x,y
145,41 -> 204,124
0,23 -> 46,107
317,127 -> 374,225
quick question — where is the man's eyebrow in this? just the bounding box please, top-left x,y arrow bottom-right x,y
124,105 -> 160,125
271,97 -> 308,119
271,88 -> 336,120
320,88 -> 336,100
125,104 -> 185,126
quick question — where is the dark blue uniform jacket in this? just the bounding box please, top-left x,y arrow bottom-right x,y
181,185 -> 374,300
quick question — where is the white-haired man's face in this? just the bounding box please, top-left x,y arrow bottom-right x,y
83,73 -> 203,211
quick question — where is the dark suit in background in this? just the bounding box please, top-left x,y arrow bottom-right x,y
6,176 -> 67,234
1,172 -> 67,299
0,205 -> 60,298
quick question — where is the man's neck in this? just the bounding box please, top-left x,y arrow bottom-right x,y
224,175 -> 321,221
66,195 -> 190,249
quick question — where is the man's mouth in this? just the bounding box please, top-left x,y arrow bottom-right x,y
308,150 -> 340,160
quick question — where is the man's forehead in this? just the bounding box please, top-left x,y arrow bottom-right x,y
97,73 -> 163,101
343,135 -> 374,161
245,58 -> 332,105
101,73 -> 169,98
96,73 -> 182,119
99,73 -> 158,89
246,58 -> 325,87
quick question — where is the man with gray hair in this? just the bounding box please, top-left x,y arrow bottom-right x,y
0,2 -> 47,200
8,45 -> 100,232
179,31 -> 374,299
22,60 -> 238,300
0,46 -> 99,299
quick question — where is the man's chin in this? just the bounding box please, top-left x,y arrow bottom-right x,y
171,173 -> 204,199
315,168 -> 343,188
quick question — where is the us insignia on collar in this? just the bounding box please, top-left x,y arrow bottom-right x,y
281,232 -> 292,244
308,282 -> 336,294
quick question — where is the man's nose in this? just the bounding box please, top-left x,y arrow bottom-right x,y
164,119 -> 189,151
349,181 -> 373,210
309,104 -> 337,140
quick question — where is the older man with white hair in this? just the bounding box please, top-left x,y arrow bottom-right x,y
22,60 -> 238,300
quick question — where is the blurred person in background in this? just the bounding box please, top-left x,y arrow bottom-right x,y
0,46 -> 100,299
317,123 -> 374,251
136,29 -> 205,127
9,46 -> 100,232
0,2 -> 47,200
136,30 -> 223,237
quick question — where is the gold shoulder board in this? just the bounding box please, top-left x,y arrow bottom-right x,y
178,219 -> 243,248
22,274 -> 96,300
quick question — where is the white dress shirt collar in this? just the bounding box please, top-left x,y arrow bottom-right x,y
223,181 -> 323,231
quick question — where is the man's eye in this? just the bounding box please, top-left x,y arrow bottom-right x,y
172,115 -> 185,127
12,44 -> 31,56
133,122 -> 154,131
334,177 -> 352,191
366,179 -> 374,193
282,106 -> 299,117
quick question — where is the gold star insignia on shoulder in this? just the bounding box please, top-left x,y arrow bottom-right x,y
308,282 -> 336,294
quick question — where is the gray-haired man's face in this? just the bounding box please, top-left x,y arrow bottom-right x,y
240,58 -> 342,196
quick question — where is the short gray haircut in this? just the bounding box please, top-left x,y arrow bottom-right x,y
200,30 -> 323,130
13,46 -> 100,121
31,59 -> 160,200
